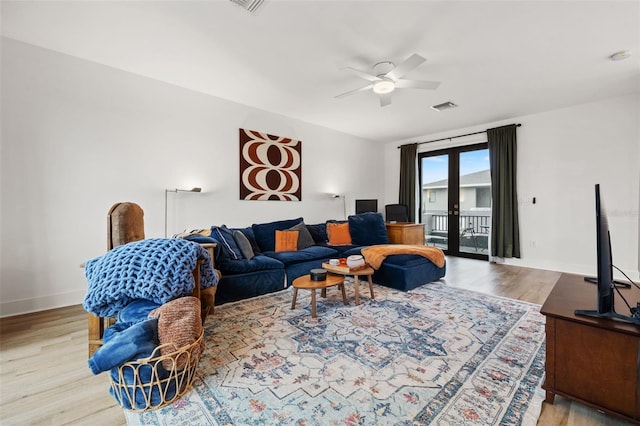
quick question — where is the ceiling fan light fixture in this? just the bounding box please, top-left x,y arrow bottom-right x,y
373,79 -> 396,94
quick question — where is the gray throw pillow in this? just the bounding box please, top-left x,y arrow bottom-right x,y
288,222 -> 315,250
233,230 -> 255,260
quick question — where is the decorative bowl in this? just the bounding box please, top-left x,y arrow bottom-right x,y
346,255 -> 365,269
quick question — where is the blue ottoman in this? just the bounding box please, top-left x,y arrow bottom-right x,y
372,254 -> 446,291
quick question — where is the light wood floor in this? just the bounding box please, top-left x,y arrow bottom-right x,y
0,257 -> 634,425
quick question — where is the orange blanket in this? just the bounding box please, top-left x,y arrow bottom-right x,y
361,244 -> 446,270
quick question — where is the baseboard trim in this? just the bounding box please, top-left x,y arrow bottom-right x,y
502,259 -> 640,282
0,290 -> 85,318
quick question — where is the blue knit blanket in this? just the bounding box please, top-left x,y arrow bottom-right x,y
83,239 -> 217,318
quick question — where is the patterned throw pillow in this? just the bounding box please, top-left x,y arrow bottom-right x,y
275,230 -> 299,252
326,222 -> 352,245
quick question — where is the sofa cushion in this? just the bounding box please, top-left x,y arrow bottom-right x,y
263,245 -> 338,267
233,230 -> 255,260
327,222 -> 352,245
288,222 -> 315,249
372,254 -> 446,292
319,243 -> 362,257
252,217 -> 304,252
342,246 -> 365,257
215,268 -> 286,305
348,212 -> 389,246
217,255 -> 284,274
211,225 -> 244,261
275,230 -> 299,252
306,223 -> 328,244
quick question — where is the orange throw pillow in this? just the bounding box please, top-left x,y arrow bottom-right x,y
275,230 -> 299,252
327,222 -> 351,245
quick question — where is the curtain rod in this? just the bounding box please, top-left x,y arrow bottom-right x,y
397,123 -> 521,149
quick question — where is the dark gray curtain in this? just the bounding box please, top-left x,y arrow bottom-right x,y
488,125 -> 521,258
399,143 -> 417,222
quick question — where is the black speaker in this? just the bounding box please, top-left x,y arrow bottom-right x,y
310,269 -> 327,281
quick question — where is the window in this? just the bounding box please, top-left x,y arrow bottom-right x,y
476,187 -> 491,208
428,191 -> 436,203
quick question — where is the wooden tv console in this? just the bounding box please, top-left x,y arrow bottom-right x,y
540,273 -> 640,424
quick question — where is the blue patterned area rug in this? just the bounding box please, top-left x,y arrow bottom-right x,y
125,283 -> 546,425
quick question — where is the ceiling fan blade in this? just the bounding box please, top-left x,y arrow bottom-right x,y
386,54 -> 426,80
343,67 -> 381,82
379,92 -> 392,107
395,79 -> 441,90
334,83 -> 373,99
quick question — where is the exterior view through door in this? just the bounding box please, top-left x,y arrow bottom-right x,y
419,143 -> 490,260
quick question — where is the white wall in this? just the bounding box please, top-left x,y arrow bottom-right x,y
385,94 -> 640,281
0,38 -> 384,316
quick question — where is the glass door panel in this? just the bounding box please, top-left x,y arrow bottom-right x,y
419,143 -> 490,260
420,154 -> 449,251
459,149 -> 491,254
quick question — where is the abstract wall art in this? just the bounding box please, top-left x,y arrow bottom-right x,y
239,128 -> 302,201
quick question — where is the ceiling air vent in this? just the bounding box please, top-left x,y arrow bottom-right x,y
229,0 -> 266,14
431,101 -> 458,112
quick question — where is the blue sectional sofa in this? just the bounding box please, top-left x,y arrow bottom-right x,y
185,213 -> 446,305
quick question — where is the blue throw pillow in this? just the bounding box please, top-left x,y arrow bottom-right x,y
211,225 -> 244,260
348,212 -> 389,246
252,217 -> 303,252
306,223 -> 328,244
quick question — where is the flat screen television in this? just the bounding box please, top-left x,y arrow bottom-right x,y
355,199 -> 378,215
574,184 -> 639,325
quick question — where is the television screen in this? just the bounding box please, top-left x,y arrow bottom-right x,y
574,184 -> 639,325
595,183 -> 613,313
355,199 -> 378,214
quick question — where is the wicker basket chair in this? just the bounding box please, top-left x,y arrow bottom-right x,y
87,202 -> 215,357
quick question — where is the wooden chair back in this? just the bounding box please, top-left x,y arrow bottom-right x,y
107,202 -> 145,250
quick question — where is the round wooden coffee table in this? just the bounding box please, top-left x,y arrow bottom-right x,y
291,274 -> 347,318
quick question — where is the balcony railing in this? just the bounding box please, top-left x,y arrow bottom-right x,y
427,213 -> 490,234
422,211 -> 491,252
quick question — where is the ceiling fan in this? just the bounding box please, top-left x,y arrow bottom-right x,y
335,54 -> 440,107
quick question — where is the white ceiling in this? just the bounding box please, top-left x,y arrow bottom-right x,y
2,1 -> 639,143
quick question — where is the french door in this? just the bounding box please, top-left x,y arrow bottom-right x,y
418,143 -> 490,260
